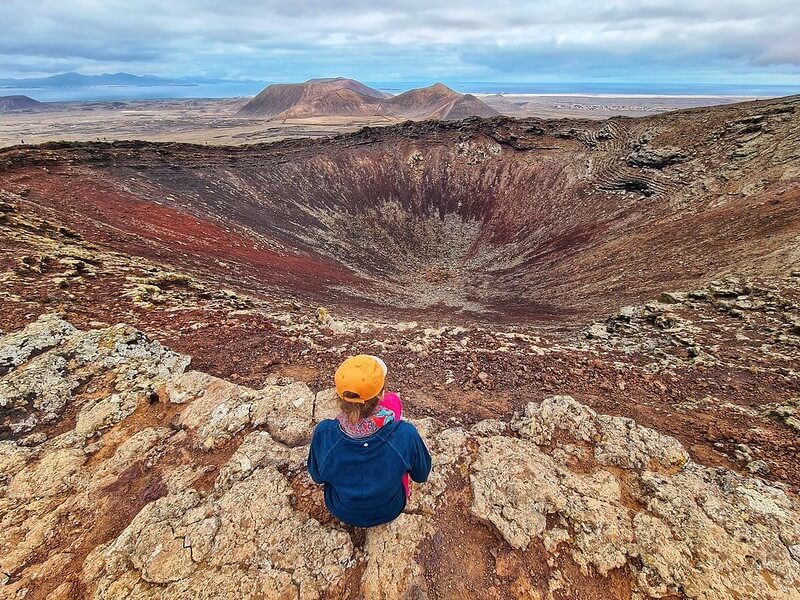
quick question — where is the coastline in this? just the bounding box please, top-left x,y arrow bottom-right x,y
474,92 -> 764,100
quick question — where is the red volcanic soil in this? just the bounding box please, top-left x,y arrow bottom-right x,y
14,166 -> 366,294
1,95 -> 799,491
2,97 -> 798,323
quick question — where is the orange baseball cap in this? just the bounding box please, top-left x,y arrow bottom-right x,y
335,355 -> 387,403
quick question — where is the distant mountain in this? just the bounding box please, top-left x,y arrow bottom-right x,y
238,78 -> 498,121
0,95 -> 44,111
382,83 -> 498,120
238,77 -> 390,118
0,72 -> 213,88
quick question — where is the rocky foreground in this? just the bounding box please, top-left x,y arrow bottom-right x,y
1,316 -> 799,599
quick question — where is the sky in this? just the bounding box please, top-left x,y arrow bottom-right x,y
1,0 -> 799,85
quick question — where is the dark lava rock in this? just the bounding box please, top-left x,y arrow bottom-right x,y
627,145 -> 690,169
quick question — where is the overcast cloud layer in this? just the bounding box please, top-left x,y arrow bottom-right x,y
1,0 -> 799,83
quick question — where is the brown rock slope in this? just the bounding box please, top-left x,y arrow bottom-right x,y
0,95 -> 43,112
238,78 -> 498,120
1,316 -> 799,599
237,77 -> 390,119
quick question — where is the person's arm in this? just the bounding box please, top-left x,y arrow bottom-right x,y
408,428 -> 432,483
307,425 -> 325,484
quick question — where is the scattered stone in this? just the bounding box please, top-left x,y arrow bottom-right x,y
16,254 -> 54,274
149,270 -> 194,288
734,443 -> 753,463
317,306 -> 331,325
471,419 -> 509,436
688,345 -> 717,366
659,291 -> 688,304
709,279 -> 748,297
124,283 -> 166,306
585,323 -> 610,339
763,397 -> 800,432
477,371 -> 493,386
747,459 -> 770,476
688,289 -> 709,300
0,313 -> 76,376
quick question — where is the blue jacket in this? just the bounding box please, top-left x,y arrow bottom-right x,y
307,419 -> 432,527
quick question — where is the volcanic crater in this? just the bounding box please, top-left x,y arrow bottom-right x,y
2,96 -> 798,327
1,96 -> 799,459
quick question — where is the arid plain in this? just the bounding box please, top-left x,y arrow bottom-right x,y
0,92 -> 760,147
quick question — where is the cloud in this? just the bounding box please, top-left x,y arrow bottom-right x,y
0,0 -> 798,83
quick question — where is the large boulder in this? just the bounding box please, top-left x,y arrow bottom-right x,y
470,396 -> 800,599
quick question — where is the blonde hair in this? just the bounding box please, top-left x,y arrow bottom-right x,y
338,392 -> 381,425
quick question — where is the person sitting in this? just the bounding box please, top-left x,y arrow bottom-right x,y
307,354 -> 431,527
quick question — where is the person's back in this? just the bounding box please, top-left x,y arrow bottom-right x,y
307,355 -> 431,527
308,417 -> 430,527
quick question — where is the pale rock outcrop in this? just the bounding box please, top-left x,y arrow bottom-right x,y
362,513 -> 433,600
1,318 -> 799,600
0,319 -> 354,599
7,447 -> 85,499
89,427 -> 174,488
174,371 -> 259,449
764,397 -> 800,432
407,422 -> 471,515
0,314 -> 189,435
250,381 -> 317,446
0,313 -> 77,375
173,371 -> 315,448
470,396 -> 800,599
86,464 -> 354,599
313,387 -> 339,422
0,440 -> 31,485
